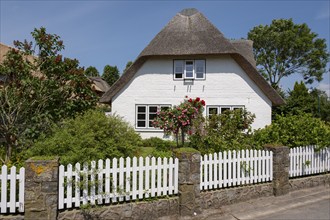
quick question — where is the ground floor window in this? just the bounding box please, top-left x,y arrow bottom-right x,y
136,105 -> 170,128
206,105 -> 244,118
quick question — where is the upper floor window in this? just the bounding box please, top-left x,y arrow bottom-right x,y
174,60 -> 205,80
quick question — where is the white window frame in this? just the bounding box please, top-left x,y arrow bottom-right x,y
136,104 -> 171,129
184,60 -> 194,79
173,59 -> 206,80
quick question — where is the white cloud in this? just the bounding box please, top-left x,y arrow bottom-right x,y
317,82 -> 330,97
315,6 -> 330,20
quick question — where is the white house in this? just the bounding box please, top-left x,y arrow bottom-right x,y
100,8 -> 284,139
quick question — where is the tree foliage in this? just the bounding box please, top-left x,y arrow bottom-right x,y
274,81 -> 330,122
124,61 -> 133,73
25,110 -> 142,165
0,27 -> 97,163
85,66 -> 99,77
102,65 -> 119,86
248,19 -> 329,89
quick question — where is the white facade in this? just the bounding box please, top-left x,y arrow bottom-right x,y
112,55 -> 272,139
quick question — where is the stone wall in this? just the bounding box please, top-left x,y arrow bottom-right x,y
24,158 -> 59,220
289,173 -> 330,191
58,197 -> 179,220
174,149 -> 201,217
200,183 -> 273,210
264,145 -> 290,196
0,215 -> 24,220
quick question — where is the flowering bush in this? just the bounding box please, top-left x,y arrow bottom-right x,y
152,96 -> 205,146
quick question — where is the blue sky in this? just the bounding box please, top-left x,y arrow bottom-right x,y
0,0 -> 329,95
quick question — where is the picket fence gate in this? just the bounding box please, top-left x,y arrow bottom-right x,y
200,149 -> 273,190
290,146 -> 330,177
0,165 -> 25,213
58,156 -> 179,209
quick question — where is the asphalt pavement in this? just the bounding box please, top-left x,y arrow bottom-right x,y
161,185 -> 330,220
202,185 -> 330,220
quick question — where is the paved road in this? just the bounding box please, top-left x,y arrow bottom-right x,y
205,185 -> 330,220
255,198 -> 330,220
160,185 -> 330,220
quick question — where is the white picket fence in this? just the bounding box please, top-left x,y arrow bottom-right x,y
58,157 -> 179,209
0,165 -> 25,213
200,149 -> 273,190
290,146 -> 330,177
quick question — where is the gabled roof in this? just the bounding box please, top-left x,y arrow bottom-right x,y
100,8 -> 284,106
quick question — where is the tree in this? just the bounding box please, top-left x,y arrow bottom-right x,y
85,66 -> 99,77
248,19 -> 329,89
124,61 -> 133,73
309,89 -> 330,122
0,27 -> 97,163
102,65 -> 119,86
274,81 -> 330,122
153,97 -> 205,147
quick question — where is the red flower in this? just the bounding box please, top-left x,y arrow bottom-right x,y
201,100 -> 206,106
195,97 -> 200,102
188,98 -> 192,103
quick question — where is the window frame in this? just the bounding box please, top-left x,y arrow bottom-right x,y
173,59 -> 206,80
135,104 -> 171,129
206,105 -> 245,117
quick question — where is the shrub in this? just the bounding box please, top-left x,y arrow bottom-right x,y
142,137 -> 176,151
188,109 -> 256,154
253,113 -> 330,148
24,110 -> 142,165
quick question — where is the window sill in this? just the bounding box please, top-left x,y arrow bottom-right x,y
135,128 -> 164,132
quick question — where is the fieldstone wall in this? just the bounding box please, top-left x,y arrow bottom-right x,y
24,158 -> 59,220
289,173 -> 330,191
0,215 -> 24,220
58,197 -> 179,220
174,150 -> 201,217
200,183 -> 273,209
264,145 -> 290,196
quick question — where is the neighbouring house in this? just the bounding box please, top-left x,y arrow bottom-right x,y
89,76 -> 111,97
0,42 -> 110,98
100,8 -> 285,139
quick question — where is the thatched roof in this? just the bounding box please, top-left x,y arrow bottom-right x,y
230,39 -> 256,68
100,8 -> 284,106
89,77 -> 110,93
0,43 -> 12,62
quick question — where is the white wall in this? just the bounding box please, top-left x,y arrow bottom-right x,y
112,56 -> 272,139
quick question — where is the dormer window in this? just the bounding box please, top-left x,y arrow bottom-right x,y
174,60 -> 205,80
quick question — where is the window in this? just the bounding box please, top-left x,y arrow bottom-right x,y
136,104 -> 171,128
195,60 -> 205,79
185,60 -> 194,78
174,60 -> 183,79
174,60 -> 205,80
207,105 -> 244,117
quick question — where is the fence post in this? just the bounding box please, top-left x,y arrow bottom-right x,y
174,148 -> 201,217
264,145 -> 290,196
24,157 -> 59,220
